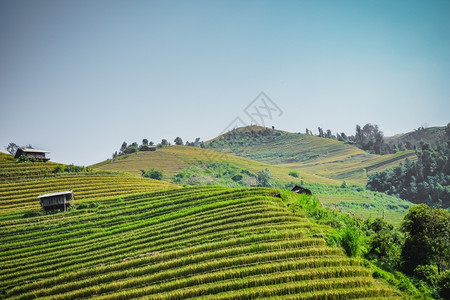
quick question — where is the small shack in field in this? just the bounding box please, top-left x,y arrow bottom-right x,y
141,145 -> 157,151
14,148 -> 50,162
291,185 -> 312,195
38,191 -> 73,212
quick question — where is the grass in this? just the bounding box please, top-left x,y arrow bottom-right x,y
91,145 -> 342,185
0,154 -> 403,299
0,186 -> 402,299
89,146 -> 414,227
206,126 -> 417,185
304,183 -> 413,227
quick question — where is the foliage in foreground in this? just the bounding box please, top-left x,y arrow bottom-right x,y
281,191 -> 449,299
0,187 -> 400,299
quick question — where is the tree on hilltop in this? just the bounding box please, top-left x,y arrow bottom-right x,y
5,142 -> 19,155
174,137 -> 183,145
120,142 -> 127,154
158,139 -> 169,148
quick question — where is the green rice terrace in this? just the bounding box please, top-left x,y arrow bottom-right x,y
0,153 -> 404,299
206,126 -> 417,186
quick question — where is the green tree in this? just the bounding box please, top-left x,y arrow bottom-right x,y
364,218 -> 402,266
120,142 -> 127,154
174,137 -> 183,145
140,168 -> 163,180
401,204 -> 450,275
159,139 -> 169,148
5,142 -> 19,155
123,142 -> 138,154
257,168 -> 272,187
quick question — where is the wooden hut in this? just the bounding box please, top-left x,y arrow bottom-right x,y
14,148 -> 50,162
291,185 -> 312,195
38,191 -> 73,212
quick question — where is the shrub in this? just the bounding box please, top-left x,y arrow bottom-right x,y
53,165 -> 64,173
289,170 -> 299,178
77,202 -> 90,209
257,168 -> 272,187
437,270 -> 450,299
339,226 -> 366,258
413,265 -> 438,286
141,168 -> 163,180
231,174 -> 243,182
22,211 -> 42,218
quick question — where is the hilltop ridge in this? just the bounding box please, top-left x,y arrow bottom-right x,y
205,126 -> 417,185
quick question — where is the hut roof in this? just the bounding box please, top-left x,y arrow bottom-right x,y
38,191 -> 73,199
19,148 -> 50,153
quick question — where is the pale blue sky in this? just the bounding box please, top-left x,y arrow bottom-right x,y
1,0 -> 449,165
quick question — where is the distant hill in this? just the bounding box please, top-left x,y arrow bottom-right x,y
91,145 -> 340,185
205,126 -> 417,185
384,124 -> 450,150
91,144 -> 414,226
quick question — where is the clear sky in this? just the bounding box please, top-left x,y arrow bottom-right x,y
1,0 -> 449,165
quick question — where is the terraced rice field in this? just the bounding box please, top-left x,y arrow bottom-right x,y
0,186 -> 401,299
206,126 -> 417,185
0,152 -> 402,299
0,153 -> 177,215
91,146 -> 341,185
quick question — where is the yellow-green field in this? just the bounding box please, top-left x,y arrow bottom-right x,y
0,153 -> 177,216
90,146 -> 414,226
288,150 -> 417,185
207,126 -> 417,185
92,146 -> 342,185
0,154 -> 402,299
316,194 -> 409,228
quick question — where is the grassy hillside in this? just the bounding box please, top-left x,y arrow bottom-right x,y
0,184 -> 402,299
90,146 -> 414,226
0,152 -> 177,216
307,184 -> 413,227
92,145 -> 342,185
385,125 -> 449,149
206,126 -> 417,185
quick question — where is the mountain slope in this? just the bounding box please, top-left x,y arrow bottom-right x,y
0,186 -> 401,299
91,145 -> 342,185
90,145 -> 414,226
206,126 -> 417,185
0,152 -> 176,215
384,125 -> 449,149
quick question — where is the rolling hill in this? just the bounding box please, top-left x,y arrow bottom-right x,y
206,126 -> 417,185
90,144 -> 414,226
0,152 -> 177,216
384,125 -> 449,150
92,145 -> 342,185
0,155 -> 403,299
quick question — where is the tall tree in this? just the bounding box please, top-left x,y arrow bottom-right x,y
317,127 -> 324,138
120,142 -> 127,154
401,204 -> 450,275
257,168 -> 273,187
5,143 -> 19,155
174,137 -> 183,145
160,139 -> 169,147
